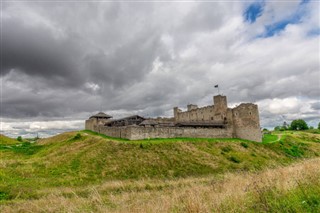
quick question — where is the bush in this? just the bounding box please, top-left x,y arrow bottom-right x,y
290,119 -> 308,130
73,133 -> 82,140
221,146 -> 232,153
228,156 -> 241,163
240,142 -> 248,148
17,136 -> 23,142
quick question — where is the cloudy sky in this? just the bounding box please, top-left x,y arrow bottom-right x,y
1,0 -> 319,138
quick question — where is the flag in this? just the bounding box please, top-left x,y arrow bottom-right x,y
214,85 -> 218,88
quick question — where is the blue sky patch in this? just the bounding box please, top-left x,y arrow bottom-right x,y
244,1 -> 265,23
260,0 -> 310,38
264,15 -> 301,37
307,28 -> 320,37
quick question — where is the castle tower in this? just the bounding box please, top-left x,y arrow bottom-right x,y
85,112 -> 112,131
232,104 -> 262,142
213,95 -> 227,112
212,95 -> 228,123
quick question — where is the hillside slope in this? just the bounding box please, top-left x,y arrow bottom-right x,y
1,130 -> 319,212
1,131 -> 319,189
0,134 -> 18,145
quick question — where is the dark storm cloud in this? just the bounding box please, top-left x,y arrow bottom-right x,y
1,1 -> 167,119
2,1 -> 162,91
1,69 -> 102,118
84,33 -> 160,89
2,18 -> 83,85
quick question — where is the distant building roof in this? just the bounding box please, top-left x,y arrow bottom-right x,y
89,112 -> 113,119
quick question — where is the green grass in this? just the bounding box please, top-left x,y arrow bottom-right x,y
0,130 -> 320,209
304,129 -> 320,134
0,142 -> 43,155
262,134 -> 278,143
0,134 -> 19,145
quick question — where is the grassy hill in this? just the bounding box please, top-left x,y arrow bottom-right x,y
1,130 -> 319,212
0,134 -> 19,145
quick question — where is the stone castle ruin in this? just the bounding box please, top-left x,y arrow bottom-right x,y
85,95 -> 262,142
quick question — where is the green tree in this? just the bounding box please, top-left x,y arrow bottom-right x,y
290,119 -> 308,130
274,126 -> 281,131
318,122 -> 320,130
17,136 -> 23,142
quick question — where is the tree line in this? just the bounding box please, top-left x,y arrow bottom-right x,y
274,119 -> 320,131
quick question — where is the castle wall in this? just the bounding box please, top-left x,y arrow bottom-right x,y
86,95 -> 262,142
85,118 -> 96,130
130,127 -> 234,140
175,105 -> 216,122
96,126 -> 233,140
174,95 -> 229,123
97,126 -> 131,138
232,103 -> 262,142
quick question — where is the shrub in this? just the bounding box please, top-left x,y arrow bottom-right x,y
17,136 -> 23,142
228,156 -> 241,163
240,142 -> 249,148
221,146 -> 232,153
73,133 -> 82,140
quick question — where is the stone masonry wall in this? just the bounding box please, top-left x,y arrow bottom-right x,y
232,103 -> 262,142
174,95 -> 229,123
175,105 -> 216,122
85,119 -> 96,130
97,126 -> 233,140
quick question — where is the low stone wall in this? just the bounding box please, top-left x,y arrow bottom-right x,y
96,126 -> 234,140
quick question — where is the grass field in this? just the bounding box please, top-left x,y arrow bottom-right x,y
0,135 -> 19,145
0,130 -> 319,212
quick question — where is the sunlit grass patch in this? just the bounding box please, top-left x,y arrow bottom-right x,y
262,134 -> 278,143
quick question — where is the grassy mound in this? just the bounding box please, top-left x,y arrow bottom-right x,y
0,134 -> 19,145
